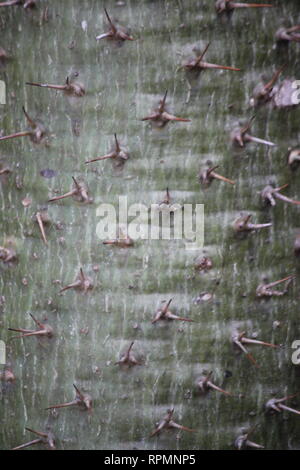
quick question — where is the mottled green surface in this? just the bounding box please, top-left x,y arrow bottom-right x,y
0,0 -> 300,450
